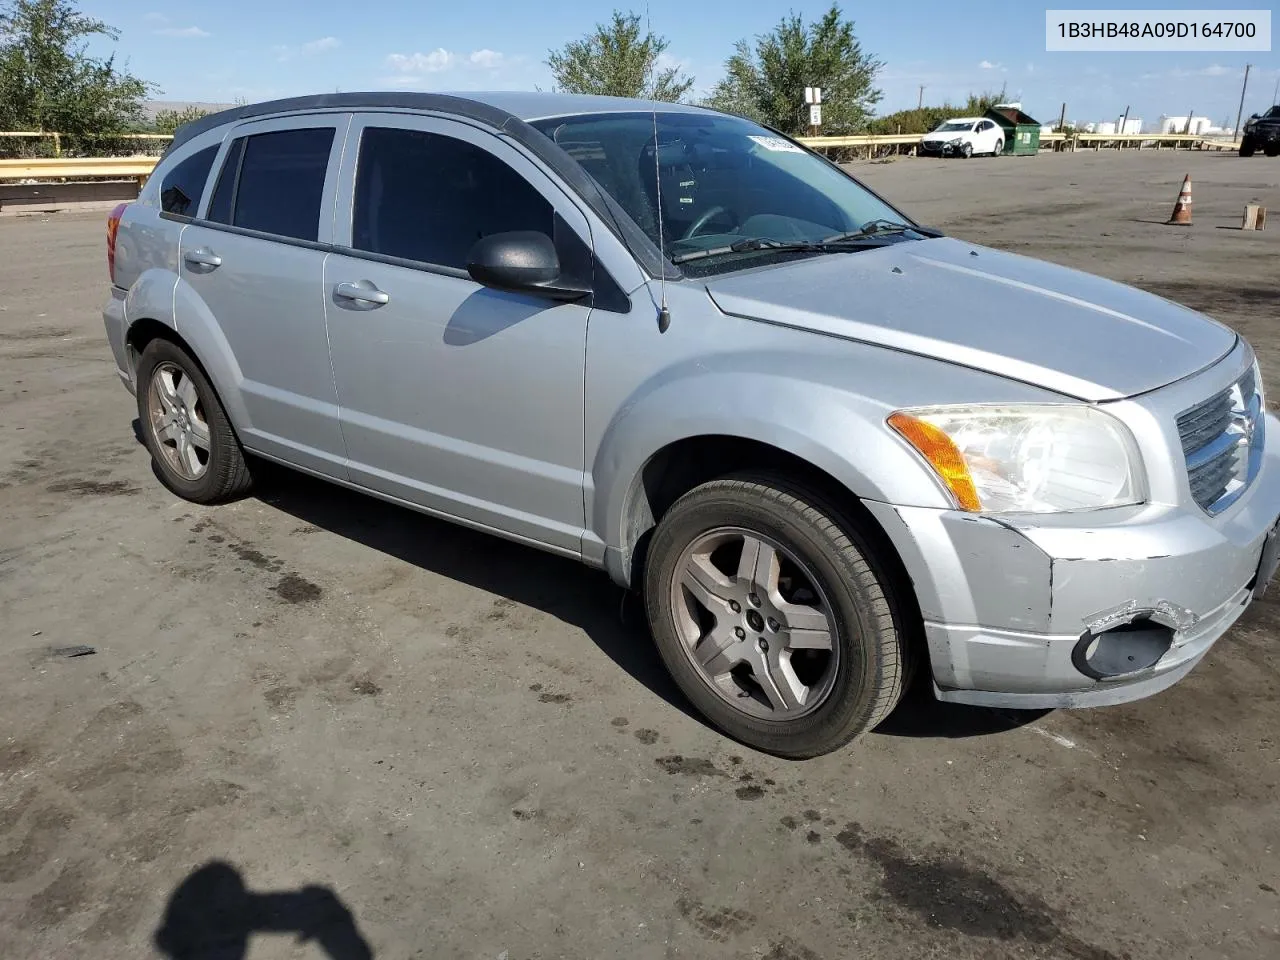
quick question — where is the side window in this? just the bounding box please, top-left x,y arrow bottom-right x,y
206,128 -> 335,242
160,144 -> 218,217
206,137 -> 245,225
352,126 -> 553,269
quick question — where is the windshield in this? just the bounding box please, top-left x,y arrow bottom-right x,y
933,120 -> 976,132
530,111 -> 908,276
1267,106 -> 1280,119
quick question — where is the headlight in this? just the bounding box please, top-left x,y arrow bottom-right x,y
947,137 -> 963,145
888,404 -> 1145,513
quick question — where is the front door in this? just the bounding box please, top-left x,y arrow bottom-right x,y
178,114 -> 349,475
323,114 -> 595,553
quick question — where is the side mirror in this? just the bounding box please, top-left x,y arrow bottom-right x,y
466,231 -> 589,301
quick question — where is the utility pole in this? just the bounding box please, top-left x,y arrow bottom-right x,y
1120,104 -> 1130,134
1058,102 -> 1067,131
1234,63 -> 1251,137
917,85 -> 925,109
1272,76 -> 1279,106
1184,109 -> 1194,135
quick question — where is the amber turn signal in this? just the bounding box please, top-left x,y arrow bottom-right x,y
887,412 -> 982,511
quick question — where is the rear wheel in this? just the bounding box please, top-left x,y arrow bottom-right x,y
136,338 -> 253,503
1239,137 -> 1255,157
993,138 -> 1004,156
644,474 -> 911,758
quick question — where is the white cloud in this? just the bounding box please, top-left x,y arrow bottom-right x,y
303,36 -> 340,55
1200,64 -> 1236,77
143,12 -> 167,23
979,60 -> 1001,70
1025,62 -> 1035,74
154,26 -> 210,38
467,49 -> 504,69
275,37 -> 343,62
385,48 -> 508,77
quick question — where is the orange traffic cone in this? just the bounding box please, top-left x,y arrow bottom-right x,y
1168,174 -> 1192,224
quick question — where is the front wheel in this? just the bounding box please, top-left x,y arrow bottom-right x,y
993,138 -> 1004,156
1240,137 -> 1256,157
960,142 -> 973,159
136,338 -> 254,503
1266,145 -> 1280,158
644,474 -> 911,758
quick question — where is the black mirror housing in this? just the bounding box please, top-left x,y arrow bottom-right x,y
466,231 -> 588,301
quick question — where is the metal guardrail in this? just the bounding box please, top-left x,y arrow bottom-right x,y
0,155 -> 158,183
0,129 -> 1244,184
797,130 -> 1240,155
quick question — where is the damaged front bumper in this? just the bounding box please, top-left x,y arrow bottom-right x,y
863,426 -> 1280,708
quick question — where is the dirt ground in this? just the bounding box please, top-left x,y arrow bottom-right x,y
2,150 -> 1279,960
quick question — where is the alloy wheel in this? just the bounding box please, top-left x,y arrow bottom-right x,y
670,526 -> 840,720
148,361 -> 211,480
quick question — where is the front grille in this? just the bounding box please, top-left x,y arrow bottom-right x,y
1177,367 -> 1262,513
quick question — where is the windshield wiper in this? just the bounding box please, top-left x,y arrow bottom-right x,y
671,235 -> 883,264
824,219 -> 918,242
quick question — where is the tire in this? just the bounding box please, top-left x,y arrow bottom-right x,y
1266,146 -> 1280,158
135,338 -> 253,503
643,473 -> 911,758
960,142 -> 973,159
1239,137 -> 1255,157
993,139 -> 1004,156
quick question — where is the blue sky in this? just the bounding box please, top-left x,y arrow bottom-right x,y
89,1 -> 1278,128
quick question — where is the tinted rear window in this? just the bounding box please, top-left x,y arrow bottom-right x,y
207,128 -> 334,242
160,145 -> 218,217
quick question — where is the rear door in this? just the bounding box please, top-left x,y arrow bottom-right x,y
179,114 -> 349,475
323,114 -> 597,553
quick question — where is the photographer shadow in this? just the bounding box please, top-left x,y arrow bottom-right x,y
153,861 -> 373,960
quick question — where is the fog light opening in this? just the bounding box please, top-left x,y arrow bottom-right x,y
1072,616 -> 1174,681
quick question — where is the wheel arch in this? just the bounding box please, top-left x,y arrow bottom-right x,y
618,433 -> 928,683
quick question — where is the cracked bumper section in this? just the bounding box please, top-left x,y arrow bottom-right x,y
863,441 -> 1280,708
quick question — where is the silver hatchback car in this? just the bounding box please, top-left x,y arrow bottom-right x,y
103,92 -> 1280,757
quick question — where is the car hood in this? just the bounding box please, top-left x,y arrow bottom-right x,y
703,237 -> 1236,401
923,131 -> 969,141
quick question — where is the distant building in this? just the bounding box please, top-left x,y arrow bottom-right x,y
1159,116 -> 1213,135
1096,121 -> 1116,135
1117,116 -> 1143,135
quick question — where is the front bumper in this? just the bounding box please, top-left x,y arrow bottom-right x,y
863,414 -> 1280,709
919,141 -> 963,156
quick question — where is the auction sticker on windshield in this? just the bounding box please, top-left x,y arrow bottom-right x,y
748,135 -> 805,153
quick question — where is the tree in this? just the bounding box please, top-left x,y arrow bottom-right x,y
154,105 -> 211,135
707,4 -> 882,136
546,10 -> 693,102
0,0 -> 152,136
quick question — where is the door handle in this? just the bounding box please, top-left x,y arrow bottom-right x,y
183,248 -> 222,268
334,281 -> 390,306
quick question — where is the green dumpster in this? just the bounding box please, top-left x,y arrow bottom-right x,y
986,106 -> 1041,155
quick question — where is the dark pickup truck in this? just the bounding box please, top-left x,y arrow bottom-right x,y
1240,105 -> 1280,157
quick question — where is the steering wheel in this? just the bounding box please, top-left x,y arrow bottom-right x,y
682,205 -> 732,241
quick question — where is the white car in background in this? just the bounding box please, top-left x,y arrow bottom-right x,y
919,117 -> 1003,158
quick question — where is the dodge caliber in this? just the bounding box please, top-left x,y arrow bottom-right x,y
102,93 -> 1280,757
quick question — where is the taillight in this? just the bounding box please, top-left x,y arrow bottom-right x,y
106,202 -> 128,283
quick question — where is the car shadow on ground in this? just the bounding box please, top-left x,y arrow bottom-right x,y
153,861 -> 373,959
127,420 -> 1046,745
246,463 -> 1047,743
